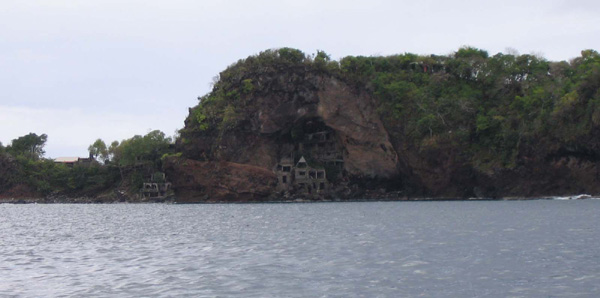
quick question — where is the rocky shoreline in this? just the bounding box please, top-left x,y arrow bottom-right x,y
0,197 -> 175,204
1,193 -> 596,204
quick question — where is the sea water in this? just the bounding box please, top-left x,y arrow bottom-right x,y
1,200 -> 599,297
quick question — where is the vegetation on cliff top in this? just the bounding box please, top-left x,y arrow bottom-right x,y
182,47 -> 600,173
183,48 -> 339,136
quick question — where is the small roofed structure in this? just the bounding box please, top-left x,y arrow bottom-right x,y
274,155 -> 328,194
54,156 -> 94,167
294,156 -> 327,194
54,157 -> 79,164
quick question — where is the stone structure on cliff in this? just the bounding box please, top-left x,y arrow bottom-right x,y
273,128 -> 344,194
274,154 -> 294,191
299,130 -> 344,168
141,172 -> 172,199
275,156 -> 328,194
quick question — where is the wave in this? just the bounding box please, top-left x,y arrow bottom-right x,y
551,194 -> 599,200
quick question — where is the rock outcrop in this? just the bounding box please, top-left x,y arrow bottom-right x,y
316,78 -> 398,178
163,158 -> 277,202
175,63 -> 401,201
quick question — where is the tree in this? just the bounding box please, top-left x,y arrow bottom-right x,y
314,50 -> 331,69
277,47 -> 306,64
108,140 -> 120,162
113,130 -> 172,167
7,133 -> 47,160
88,139 -> 108,162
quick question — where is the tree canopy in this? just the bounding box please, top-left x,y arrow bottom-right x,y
7,133 -> 48,160
88,139 -> 108,162
110,130 -> 173,167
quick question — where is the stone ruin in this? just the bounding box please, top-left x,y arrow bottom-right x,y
274,126 -> 344,194
141,172 -> 172,198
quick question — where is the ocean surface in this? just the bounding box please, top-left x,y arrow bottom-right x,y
1,200 -> 599,297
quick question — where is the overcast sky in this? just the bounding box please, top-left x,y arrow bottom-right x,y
1,0 -> 598,158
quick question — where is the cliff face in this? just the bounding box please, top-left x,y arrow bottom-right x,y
385,128 -> 600,198
316,78 -> 398,178
170,48 -> 600,201
182,74 -> 397,174
173,62 -> 400,201
482,135 -> 600,197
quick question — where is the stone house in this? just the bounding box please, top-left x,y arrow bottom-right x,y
275,153 -> 294,191
275,155 -> 328,193
293,156 -> 327,193
274,128 -> 345,194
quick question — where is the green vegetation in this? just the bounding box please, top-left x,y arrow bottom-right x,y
0,133 -> 120,195
6,133 -> 48,160
0,130 -> 174,197
110,130 -> 172,167
88,139 -> 108,162
182,47 -> 340,138
358,48 -> 600,170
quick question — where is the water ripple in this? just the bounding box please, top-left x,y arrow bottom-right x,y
1,201 -> 599,297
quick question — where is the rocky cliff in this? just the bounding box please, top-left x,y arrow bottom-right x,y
172,50 -> 403,202
170,48 -> 600,201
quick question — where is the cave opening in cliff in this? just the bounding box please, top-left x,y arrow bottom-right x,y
284,118 -> 330,143
289,118 -> 344,171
